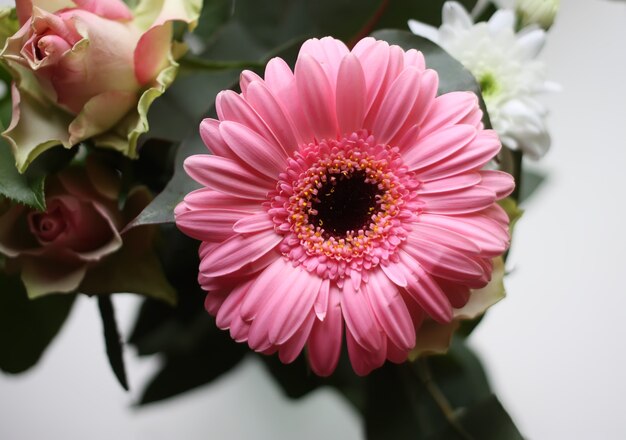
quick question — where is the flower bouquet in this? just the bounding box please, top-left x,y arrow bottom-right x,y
0,0 -> 559,438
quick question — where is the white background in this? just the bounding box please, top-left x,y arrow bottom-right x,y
1,1 -> 626,439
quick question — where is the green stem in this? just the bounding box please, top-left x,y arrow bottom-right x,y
179,56 -> 264,72
413,359 -> 473,440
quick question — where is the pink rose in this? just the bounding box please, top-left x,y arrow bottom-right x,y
0,160 -> 129,298
0,0 -> 201,171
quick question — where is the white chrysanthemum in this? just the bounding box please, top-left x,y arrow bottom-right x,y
409,1 -> 558,159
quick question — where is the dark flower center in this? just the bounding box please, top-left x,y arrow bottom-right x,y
310,171 -> 381,237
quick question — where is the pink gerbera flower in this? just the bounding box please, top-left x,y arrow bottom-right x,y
175,36 -> 514,376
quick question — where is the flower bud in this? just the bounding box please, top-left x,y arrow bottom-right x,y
515,0 -> 559,29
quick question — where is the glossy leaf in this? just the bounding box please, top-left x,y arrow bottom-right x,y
0,273 -> 75,373
97,295 -> 129,390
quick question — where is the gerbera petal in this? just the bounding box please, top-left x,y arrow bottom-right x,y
351,38 -> 389,115
404,124 -> 477,171
215,280 -> 253,329
372,67 -> 422,145
216,90 -> 286,156
415,130 -> 501,180
199,119 -> 238,160
233,212 -> 274,234
341,280 -> 384,353
240,257 -> 291,321
419,213 -> 509,257
300,37 -> 349,92
176,208 -> 250,242
336,53 -> 366,136
182,188 -> 259,212
268,269 -> 323,345
247,266 -> 302,351
419,92 -> 479,137
264,57 -> 315,143
404,235 -> 486,287
366,270 -> 416,351
239,70 -> 263,97
183,155 -> 273,200
204,290 -> 228,315
364,44 -> 405,128
346,327 -> 387,376
479,170 -> 515,199
278,311 -> 316,364
400,251 -> 453,323
314,279 -> 331,321
420,185 -> 497,215
308,287 -> 343,376
418,172 -> 482,194
245,81 -> 300,155
199,229 -> 282,278
295,53 -> 338,140
219,121 -> 288,179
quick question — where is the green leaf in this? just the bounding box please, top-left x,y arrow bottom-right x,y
364,338 -> 516,440
79,239 -> 178,305
370,29 -> 492,129
138,331 -> 246,405
97,295 -> 129,391
434,395 -> 524,440
0,273 -> 75,373
0,138 -> 46,210
374,0 -> 479,31
193,0 -> 234,40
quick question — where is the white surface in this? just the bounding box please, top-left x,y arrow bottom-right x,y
2,1 -> 626,439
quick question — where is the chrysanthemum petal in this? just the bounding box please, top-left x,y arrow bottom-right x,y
199,229 -> 282,278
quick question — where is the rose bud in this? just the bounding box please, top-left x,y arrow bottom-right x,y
0,0 -> 201,172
